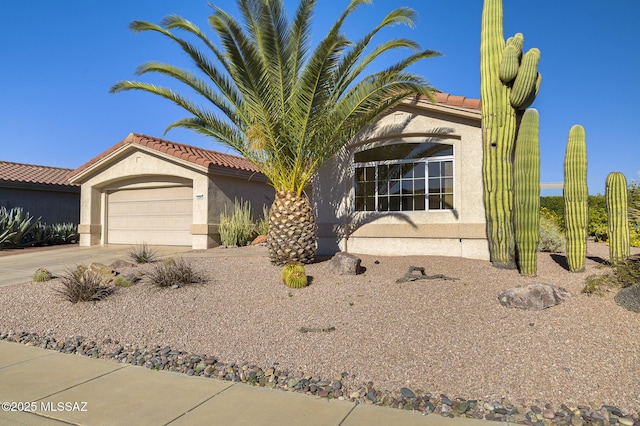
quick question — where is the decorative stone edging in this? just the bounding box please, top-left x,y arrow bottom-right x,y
1,330 -> 638,426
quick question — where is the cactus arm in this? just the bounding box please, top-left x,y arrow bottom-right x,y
605,172 -> 630,263
510,48 -> 540,108
514,108 -> 540,276
563,125 -> 588,272
499,45 -> 520,83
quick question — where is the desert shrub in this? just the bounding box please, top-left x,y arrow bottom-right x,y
32,268 -> 53,282
21,221 -> 78,247
147,258 -> 204,288
219,198 -> 257,246
257,205 -> 269,236
55,268 -> 114,303
582,257 -> 640,295
538,213 -> 564,253
47,223 -> 79,244
128,243 -> 159,264
540,196 -> 564,226
630,228 -> 640,248
114,275 -> 134,287
588,206 -> 608,242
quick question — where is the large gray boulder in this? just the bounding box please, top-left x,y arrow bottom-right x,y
328,252 -> 363,275
615,284 -> 640,313
498,283 -> 572,311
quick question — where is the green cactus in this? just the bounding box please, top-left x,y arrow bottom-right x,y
480,0 -> 541,269
514,109 -> 540,276
510,48 -> 540,108
499,45 -> 519,83
282,261 -> 308,289
563,125 -> 588,272
605,172 -> 630,264
32,268 -> 53,282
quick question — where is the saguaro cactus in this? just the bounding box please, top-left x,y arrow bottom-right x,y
605,172 -> 630,264
563,125 -> 588,272
514,109 -> 540,276
481,0 -> 541,269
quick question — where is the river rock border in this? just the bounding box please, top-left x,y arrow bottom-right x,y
1,330 -> 638,426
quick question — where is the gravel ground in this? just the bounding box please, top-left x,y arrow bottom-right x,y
1,241 -> 639,417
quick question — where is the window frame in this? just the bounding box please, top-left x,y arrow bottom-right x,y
352,142 -> 455,213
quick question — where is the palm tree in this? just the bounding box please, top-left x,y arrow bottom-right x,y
111,0 -> 439,265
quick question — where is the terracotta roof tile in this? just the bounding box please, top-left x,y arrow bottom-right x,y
416,92 -> 481,110
68,133 -> 262,180
0,161 -> 78,187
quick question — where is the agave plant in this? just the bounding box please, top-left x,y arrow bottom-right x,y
111,0 -> 439,264
0,207 -> 39,249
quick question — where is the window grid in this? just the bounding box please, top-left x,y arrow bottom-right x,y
354,157 -> 453,212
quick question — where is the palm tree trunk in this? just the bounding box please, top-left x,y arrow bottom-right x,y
267,190 -> 317,265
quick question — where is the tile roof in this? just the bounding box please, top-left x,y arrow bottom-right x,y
68,133 -> 262,180
0,161 -> 78,187
415,92 -> 481,110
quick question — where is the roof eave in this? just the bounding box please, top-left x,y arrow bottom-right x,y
68,143 -> 211,184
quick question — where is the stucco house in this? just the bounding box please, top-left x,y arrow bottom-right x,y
69,92 -> 488,260
0,161 -> 80,224
314,92 -> 488,260
67,133 -> 274,249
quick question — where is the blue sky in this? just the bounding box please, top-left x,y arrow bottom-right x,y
2,1 -> 639,195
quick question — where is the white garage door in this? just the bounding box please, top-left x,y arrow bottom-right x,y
107,186 -> 192,246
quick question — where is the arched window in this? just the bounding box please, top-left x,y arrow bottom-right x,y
353,140 -> 454,212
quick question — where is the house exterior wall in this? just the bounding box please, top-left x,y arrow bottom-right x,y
0,184 -> 80,225
314,102 -> 489,260
75,146 -> 273,249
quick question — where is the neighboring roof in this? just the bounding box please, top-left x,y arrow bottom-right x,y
0,161 -> 78,188
406,92 -> 481,121
68,133 -> 262,181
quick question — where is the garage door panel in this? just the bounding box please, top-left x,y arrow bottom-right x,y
107,186 -> 192,246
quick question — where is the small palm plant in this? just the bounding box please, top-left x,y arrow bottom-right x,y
111,0 -> 439,264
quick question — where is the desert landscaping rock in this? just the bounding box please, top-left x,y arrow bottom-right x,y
328,252 -> 363,275
1,241 -> 640,425
614,283 -> 640,313
498,282 -> 572,310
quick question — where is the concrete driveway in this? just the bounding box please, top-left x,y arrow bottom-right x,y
0,245 -> 192,287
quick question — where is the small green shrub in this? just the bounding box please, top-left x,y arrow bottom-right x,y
538,213 -> 564,253
32,268 -> 53,282
147,258 -> 204,288
582,274 -> 614,296
630,228 -> 640,248
582,257 -> 640,295
282,261 -> 308,289
114,276 -> 134,287
588,206 -> 608,242
128,243 -> 159,264
257,205 -> 269,236
219,198 -> 257,246
55,268 -> 114,303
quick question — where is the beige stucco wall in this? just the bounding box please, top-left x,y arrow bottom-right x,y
313,101 -> 489,260
74,146 -> 272,250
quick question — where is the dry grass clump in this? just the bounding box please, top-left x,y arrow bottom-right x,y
127,243 -> 159,264
55,268 -> 114,303
147,258 -> 204,288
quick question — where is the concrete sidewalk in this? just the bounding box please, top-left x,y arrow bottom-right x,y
0,341 -> 497,426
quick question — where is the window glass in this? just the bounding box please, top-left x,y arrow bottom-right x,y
353,142 -> 453,212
